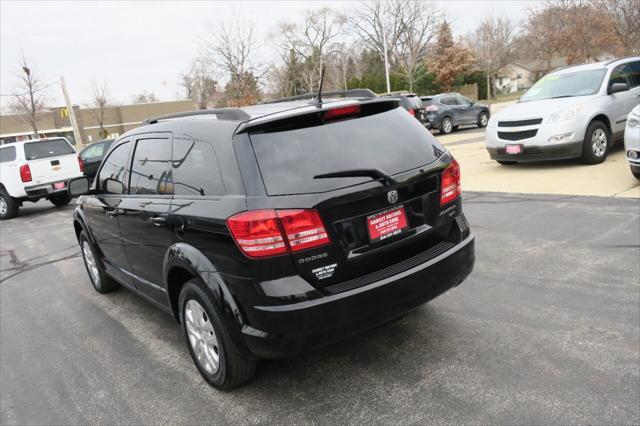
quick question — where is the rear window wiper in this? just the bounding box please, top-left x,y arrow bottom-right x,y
551,95 -> 575,99
314,168 -> 397,186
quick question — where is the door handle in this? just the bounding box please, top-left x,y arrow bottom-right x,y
105,208 -> 123,218
149,216 -> 167,226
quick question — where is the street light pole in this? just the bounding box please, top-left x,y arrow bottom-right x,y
381,19 -> 391,94
60,76 -> 84,149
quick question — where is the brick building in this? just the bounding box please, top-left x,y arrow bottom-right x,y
0,99 -> 196,146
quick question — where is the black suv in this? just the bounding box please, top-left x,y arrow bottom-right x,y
421,93 -> 490,134
68,93 -> 475,389
382,93 -> 428,126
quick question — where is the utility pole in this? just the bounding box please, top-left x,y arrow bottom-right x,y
60,76 -> 84,149
381,19 -> 391,94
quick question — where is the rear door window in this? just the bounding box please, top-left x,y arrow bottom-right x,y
625,61 -> 640,88
172,139 -> 225,196
129,138 -> 172,195
249,107 -> 440,195
24,139 -> 75,160
0,146 -> 16,163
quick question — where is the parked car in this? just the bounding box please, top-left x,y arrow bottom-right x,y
0,137 -> 84,220
79,139 -> 114,180
486,57 -> 640,165
421,93 -> 490,134
68,94 -> 475,389
381,92 -> 428,126
624,104 -> 640,179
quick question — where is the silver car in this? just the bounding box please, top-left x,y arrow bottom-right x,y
624,104 -> 640,179
486,57 -> 640,165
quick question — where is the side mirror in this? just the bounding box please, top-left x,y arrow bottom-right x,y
68,177 -> 90,197
105,178 -> 125,194
609,82 -> 629,94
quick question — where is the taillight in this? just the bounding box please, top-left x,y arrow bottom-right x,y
323,105 -> 361,121
19,164 -> 32,182
408,108 -> 416,117
227,209 -> 330,258
277,209 -> 330,252
78,156 -> 84,172
440,159 -> 461,206
227,210 -> 287,258
426,105 -> 438,112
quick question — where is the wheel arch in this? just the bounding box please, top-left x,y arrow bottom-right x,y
163,242 -> 245,327
589,114 -> 612,134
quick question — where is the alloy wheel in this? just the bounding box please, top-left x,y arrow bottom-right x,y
185,299 -> 220,374
443,118 -> 452,133
0,196 -> 7,216
82,241 -> 100,287
591,128 -> 607,157
480,113 -> 488,126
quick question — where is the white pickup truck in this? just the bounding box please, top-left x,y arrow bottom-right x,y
0,137 -> 84,220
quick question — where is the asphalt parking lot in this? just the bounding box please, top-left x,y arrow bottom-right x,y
1,190 -> 638,424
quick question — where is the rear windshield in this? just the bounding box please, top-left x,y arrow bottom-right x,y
406,96 -> 423,109
249,107 -> 441,195
24,139 -> 75,160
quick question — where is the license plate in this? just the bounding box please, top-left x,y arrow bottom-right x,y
366,206 -> 408,243
505,144 -> 523,155
52,182 -> 66,190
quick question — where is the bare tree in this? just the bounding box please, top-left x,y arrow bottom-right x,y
202,16 -> 264,106
181,58 -> 219,109
394,1 -> 439,91
131,91 -> 159,104
520,3 -> 566,72
278,7 -> 345,92
466,17 -> 517,99
8,56 -> 49,137
85,81 -> 110,139
606,0 -> 640,55
348,1 -> 407,66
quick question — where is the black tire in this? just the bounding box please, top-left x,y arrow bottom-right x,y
79,231 -> 119,293
632,167 -> 640,180
50,193 -> 72,207
581,120 -> 610,164
497,160 -> 517,165
0,189 -> 19,220
179,279 -> 256,390
440,117 -> 453,134
478,111 -> 489,128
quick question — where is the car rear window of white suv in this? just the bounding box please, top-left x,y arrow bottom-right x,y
24,139 -> 75,160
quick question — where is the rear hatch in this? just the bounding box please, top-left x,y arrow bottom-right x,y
246,103 -> 456,292
23,138 -> 81,185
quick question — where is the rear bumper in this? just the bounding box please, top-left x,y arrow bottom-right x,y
240,233 -> 475,358
23,181 -> 69,199
487,141 -> 583,162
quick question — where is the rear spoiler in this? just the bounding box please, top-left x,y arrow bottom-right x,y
236,99 -> 400,134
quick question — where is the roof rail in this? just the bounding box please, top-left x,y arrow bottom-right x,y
262,88 -> 377,104
142,108 -> 251,125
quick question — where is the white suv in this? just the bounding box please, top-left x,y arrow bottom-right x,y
0,137 -> 84,219
486,57 -> 640,165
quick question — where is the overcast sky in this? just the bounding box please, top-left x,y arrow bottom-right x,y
0,1 -> 535,109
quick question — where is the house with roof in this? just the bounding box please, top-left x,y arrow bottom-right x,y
495,57 -> 568,94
